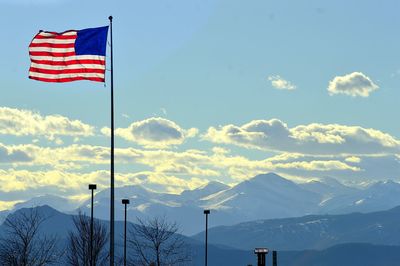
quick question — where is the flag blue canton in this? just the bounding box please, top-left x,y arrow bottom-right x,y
75,26 -> 109,56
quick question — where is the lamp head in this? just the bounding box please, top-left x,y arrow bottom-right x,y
254,248 -> 269,254
122,199 -> 130,205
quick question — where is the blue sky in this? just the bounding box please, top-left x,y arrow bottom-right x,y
1,0 -> 400,208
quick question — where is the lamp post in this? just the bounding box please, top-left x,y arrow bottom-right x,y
88,184 -> 97,266
203,209 -> 210,266
122,199 -> 130,266
272,250 -> 277,266
254,248 -> 269,266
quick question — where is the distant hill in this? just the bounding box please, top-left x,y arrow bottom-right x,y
0,206 -> 254,266
0,205 -> 76,238
192,206 -> 400,251
1,206 -> 400,266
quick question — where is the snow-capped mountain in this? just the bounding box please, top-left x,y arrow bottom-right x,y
9,173 -> 400,235
201,173 -> 320,221
73,173 -> 324,234
76,181 -> 231,235
180,181 -> 230,202
300,176 -> 358,198
12,194 -> 82,213
319,180 -> 400,214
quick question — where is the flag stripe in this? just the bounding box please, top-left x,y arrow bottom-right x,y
29,51 -> 76,57
34,32 -> 77,39
30,55 -> 105,62
37,31 -> 77,36
31,59 -> 105,66
31,38 -> 76,44
30,67 -> 105,74
29,47 -> 75,53
29,71 -> 104,79
29,42 -> 75,48
29,75 -> 104,83
30,62 -> 105,70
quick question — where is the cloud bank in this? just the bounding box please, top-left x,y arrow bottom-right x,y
204,119 -> 400,155
0,105 -> 399,200
0,107 -> 94,139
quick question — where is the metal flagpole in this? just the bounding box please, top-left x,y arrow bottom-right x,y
89,184 -> 97,266
108,15 -> 115,266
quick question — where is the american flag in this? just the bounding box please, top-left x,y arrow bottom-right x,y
29,26 -> 109,83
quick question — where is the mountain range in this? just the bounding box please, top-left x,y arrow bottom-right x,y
7,173 -> 400,235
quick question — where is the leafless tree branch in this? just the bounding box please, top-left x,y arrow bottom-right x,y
127,216 -> 190,266
66,211 -> 109,266
0,208 -> 62,266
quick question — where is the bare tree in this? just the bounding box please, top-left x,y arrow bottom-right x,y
0,208 -> 62,266
127,216 -> 190,266
66,211 -> 108,266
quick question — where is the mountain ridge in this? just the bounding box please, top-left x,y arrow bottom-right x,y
192,205 -> 400,250
7,172 -> 400,235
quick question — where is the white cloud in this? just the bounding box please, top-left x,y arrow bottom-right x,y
0,169 -> 111,195
0,107 -> 94,139
274,160 -> 360,172
212,146 -> 230,155
114,117 -> 198,148
268,75 -> 296,90
204,119 -> 400,155
0,168 -> 208,198
100,127 -> 111,136
0,200 -> 22,211
0,143 -> 219,177
327,72 -> 379,97
7,141 -> 396,182
0,141 -> 368,176
345,156 -> 361,163
135,172 -> 207,193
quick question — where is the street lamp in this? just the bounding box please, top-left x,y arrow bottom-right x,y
272,250 -> 277,266
88,184 -> 97,266
254,248 -> 269,266
203,209 -> 210,266
122,199 -> 130,266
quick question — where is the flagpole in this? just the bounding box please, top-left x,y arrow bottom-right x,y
108,15 -> 115,266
